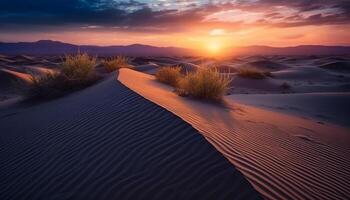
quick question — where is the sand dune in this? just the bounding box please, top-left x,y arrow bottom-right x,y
0,68 -> 34,98
314,56 -> 350,65
0,68 -> 32,83
226,57 -> 350,94
319,61 -> 350,72
133,55 -> 349,95
131,57 -> 180,66
0,73 -> 261,199
174,62 -> 202,72
119,68 -> 350,200
0,69 -> 18,85
272,67 -> 332,80
1,55 -> 349,199
0,54 -> 60,68
242,60 -> 289,72
0,66 -> 57,99
0,55 -> 15,64
132,63 -> 160,74
3,54 -> 348,94
229,93 -> 350,128
25,66 -> 57,75
214,64 -> 238,73
7,55 -> 46,66
1,54 -> 349,98
230,76 -> 283,93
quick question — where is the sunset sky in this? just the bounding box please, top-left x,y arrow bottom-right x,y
1,0 -> 350,50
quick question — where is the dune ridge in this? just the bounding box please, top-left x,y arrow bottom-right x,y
0,73 -> 261,199
118,68 -> 350,200
0,68 -> 32,83
319,61 -> 350,72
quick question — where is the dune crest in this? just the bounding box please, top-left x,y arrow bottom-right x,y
0,68 -> 32,83
118,68 -> 350,200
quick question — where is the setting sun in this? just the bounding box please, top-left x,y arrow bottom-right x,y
207,41 -> 222,54
203,38 -> 227,56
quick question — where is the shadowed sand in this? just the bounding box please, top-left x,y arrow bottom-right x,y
119,68 -> 350,200
0,73 -> 261,199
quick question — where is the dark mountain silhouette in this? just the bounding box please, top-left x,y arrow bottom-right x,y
0,40 -> 194,56
0,40 -> 349,56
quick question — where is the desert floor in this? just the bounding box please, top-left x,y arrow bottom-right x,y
1,54 -> 349,199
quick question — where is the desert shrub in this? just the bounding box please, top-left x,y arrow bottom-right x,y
177,68 -> 231,101
155,66 -> 182,87
103,56 -> 130,72
237,68 -> 269,79
61,53 -> 96,80
18,72 -> 100,99
16,53 -> 101,100
17,72 -> 63,99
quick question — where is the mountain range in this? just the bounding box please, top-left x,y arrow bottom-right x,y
0,40 -> 349,56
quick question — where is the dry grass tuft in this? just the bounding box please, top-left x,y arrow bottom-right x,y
61,53 -> 96,80
155,66 -> 182,87
103,56 -> 130,72
17,53 -> 100,100
177,68 -> 231,101
14,72 -> 61,99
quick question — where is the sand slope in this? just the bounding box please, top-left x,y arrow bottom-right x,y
0,73 -> 261,199
229,93 -> 350,127
119,68 -> 350,200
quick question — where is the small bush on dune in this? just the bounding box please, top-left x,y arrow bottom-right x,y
237,68 -> 270,79
17,53 -> 100,100
16,72 -> 63,99
155,66 -> 182,87
103,56 -> 130,72
178,68 -> 231,101
62,53 -> 96,80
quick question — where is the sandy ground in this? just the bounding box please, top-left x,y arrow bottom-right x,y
0,73 -> 261,200
132,55 -> 350,94
1,54 -> 350,98
1,54 -> 350,199
229,93 -> 350,128
119,68 -> 350,200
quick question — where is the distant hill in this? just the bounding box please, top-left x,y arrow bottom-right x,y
0,40 -> 194,56
0,40 -> 349,56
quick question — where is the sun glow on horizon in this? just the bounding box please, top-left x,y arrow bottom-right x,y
207,40 -> 222,54
201,35 -> 230,57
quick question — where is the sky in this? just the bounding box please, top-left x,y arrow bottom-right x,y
1,0 -> 350,52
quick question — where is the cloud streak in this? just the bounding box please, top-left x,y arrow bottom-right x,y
0,0 -> 349,47
0,0 -> 349,32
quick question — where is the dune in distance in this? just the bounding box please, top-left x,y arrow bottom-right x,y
1,0 -> 350,199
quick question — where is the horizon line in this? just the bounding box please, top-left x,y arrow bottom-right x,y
1,39 -> 350,49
